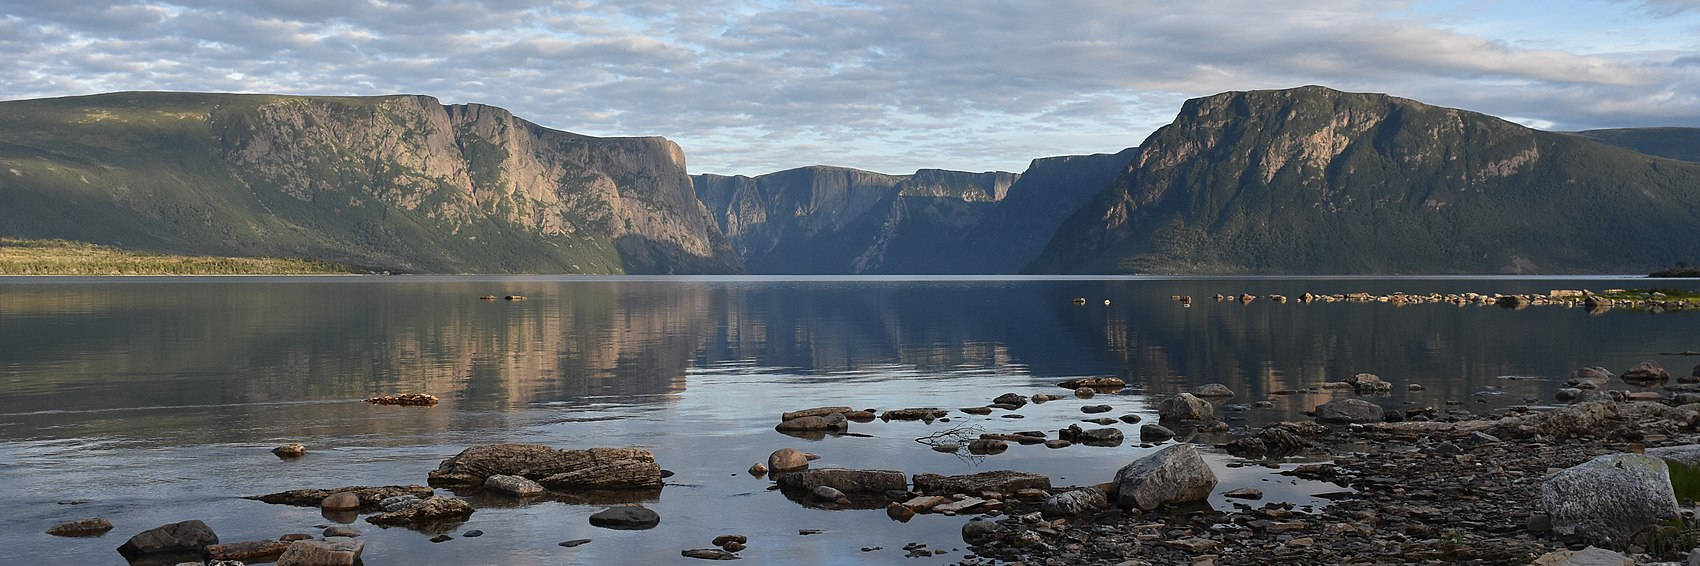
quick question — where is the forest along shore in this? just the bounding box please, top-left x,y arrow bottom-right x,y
1172,288 -> 1700,314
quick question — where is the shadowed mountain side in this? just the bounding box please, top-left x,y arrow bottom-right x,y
1574,127 -> 1700,164
0,92 -> 738,274
1030,86 -> 1700,274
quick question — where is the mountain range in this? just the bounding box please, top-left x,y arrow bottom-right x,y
2,87 -> 1698,274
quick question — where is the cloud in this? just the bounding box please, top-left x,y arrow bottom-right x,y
1,0 -> 1697,174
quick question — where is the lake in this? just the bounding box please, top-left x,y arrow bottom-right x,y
2,275 -> 1697,565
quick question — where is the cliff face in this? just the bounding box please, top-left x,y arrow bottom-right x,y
1030,86 -> 1700,274
0,92 -> 738,273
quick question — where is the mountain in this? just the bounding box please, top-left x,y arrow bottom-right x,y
1030,86 -> 1700,274
0,92 -> 738,273
1574,127 -> 1700,163
694,154 -> 1135,274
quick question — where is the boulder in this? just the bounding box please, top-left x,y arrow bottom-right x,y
1081,404 -> 1112,414
45,517 -> 112,537
428,444 -> 662,490
205,540 -> 292,563
1529,547 -> 1633,566
768,448 -> 810,473
1565,367 -> 1615,389
961,519 -> 1000,545
774,468 -> 907,494
1040,489 -> 1107,516
365,496 -> 475,529
587,505 -> 660,530
912,471 -> 1050,495
273,443 -> 307,458
483,474 -> 545,497
775,413 -> 848,433
1074,387 -> 1095,398
1541,453 -> 1677,546
781,406 -> 852,421
1345,373 -> 1392,393
1110,444 -> 1217,511
320,492 -> 360,511
1647,444 -> 1700,468
1621,361 -> 1671,384
992,393 -> 1028,408
276,537 -> 364,566
1192,383 -> 1234,397
248,485 -> 435,509
1076,427 -> 1124,446
1314,398 -> 1384,423
1139,424 -> 1175,442
1157,393 -> 1213,421
967,439 -> 1008,454
116,520 -> 218,560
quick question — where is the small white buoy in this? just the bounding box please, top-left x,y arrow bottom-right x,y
1103,299 -> 1111,306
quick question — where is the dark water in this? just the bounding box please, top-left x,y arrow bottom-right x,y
2,276 -> 1698,565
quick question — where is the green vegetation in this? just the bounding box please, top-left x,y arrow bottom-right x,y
1575,128 -> 1700,164
0,239 -> 352,275
1651,262 -> 1700,278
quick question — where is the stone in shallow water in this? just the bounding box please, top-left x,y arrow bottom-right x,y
45,517 -> 112,537
276,536 -> 364,566
483,474 -> 545,497
588,505 -> 660,530
116,520 -> 219,560
1111,444 -> 1216,511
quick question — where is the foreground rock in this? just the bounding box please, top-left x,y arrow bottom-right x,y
775,468 -> 906,495
365,496 -> 475,530
1313,398 -> 1384,423
774,412 -> 848,433
1156,393 -> 1213,421
1541,453 -> 1677,546
428,444 -> 663,490
364,393 -> 438,406
205,539 -> 292,563
45,517 -> 112,537
1110,444 -> 1216,510
767,448 -> 810,473
912,471 -> 1050,495
115,520 -> 218,560
249,485 -> 435,509
276,537 -> 364,566
588,505 -> 660,530
1529,547 -> 1634,566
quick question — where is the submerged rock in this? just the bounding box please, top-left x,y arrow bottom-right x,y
45,517 -> 112,537
365,496 -> 475,530
1111,444 -> 1216,511
1541,453 -> 1677,547
116,520 -> 218,560
428,444 -> 662,490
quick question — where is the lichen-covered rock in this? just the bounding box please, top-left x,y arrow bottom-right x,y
1157,393 -> 1213,421
1541,453 -> 1677,547
774,468 -> 907,494
1111,444 -> 1217,510
115,520 -> 218,560
428,444 -> 662,490
912,471 -> 1050,495
1040,488 -> 1107,516
276,536 -> 364,566
365,496 -> 475,529
1313,398 -> 1384,423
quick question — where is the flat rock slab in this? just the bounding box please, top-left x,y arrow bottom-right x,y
428,444 -> 662,490
932,497 -> 987,514
206,539 -> 292,562
365,496 -> 475,530
775,468 -> 907,494
248,485 -> 435,509
781,407 -> 853,420
682,548 -> 740,560
276,536 -> 364,566
588,505 -> 660,530
912,471 -> 1051,495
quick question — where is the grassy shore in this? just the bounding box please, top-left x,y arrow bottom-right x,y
0,239 -> 354,275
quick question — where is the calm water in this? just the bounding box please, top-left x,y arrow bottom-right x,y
2,276 -> 1698,565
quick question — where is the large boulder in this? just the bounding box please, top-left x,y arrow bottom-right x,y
1040,488 -> 1108,516
276,537 -> 364,566
774,468 -> 907,494
115,520 -> 218,560
428,444 -> 662,490
911,471 -> 1050,495
1110,444 -> 1217,510
365,495 -> 475,530
1314,398 -> 1384,423
1565,367 -> 1615,389
1541,453 -> 1678,546
1157,393 -> 1213,421
1621,361 -> 1670,384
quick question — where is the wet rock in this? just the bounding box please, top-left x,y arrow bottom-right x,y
774,468 -> 907,494
364,393 -> 438,406
428,444 -> 663,490
1223,487 -> 1263,499
781,406 -> 852,421
588,505 -> 661,530
682,548 -> 739,560
1044,439 -> 1071,448
205,540 -> 291,563
378,495 -> 422,512
320,492 -> 360,512
45,517 -> 112,537
993,393 -> 1028,408
1345,373 -> 1393,393
879,408 -> 949,421
483,474 -> 545,497
249,485 -> 435,509
712,535 -> 747,547
931,443 -> 959,453
1621,361 -> 1670,384
1192,383 -> 1234,397
967,439 -> 1008,455
1119,414 -> 1142,424
1541,453 -> 1677,546
886,502 -> 916,521
768,448 -> 810,473
116,520 -> 218,561
1077,427 -> 1124,446
273,443 -> 307,458
559,539 -> 591,548
322,527 -> 361,537
276,536 -> 364,566
1040,489 -> 1107,516
961,407 -> 993,415
1074,387 -> 1096,399
1111,444 -> 1217,511
462,529 -> 482,537
1528,546 -> 1634,566
1313,398 -> 1384,423
747,463 -> 767,477
1157,393 -> 1213,421
1139,424 -> 1174,442
962,519 -> 999,545
1082,417 -> 1117,425
1059,377 -> 1124,389
365,496 -> 475,529
775,413 -> 849,433
912,471 -> 1050,495
1565,367 -> 1615,389
811,485 -> 848,503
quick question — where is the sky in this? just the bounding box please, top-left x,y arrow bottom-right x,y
2,1 -> 1698,175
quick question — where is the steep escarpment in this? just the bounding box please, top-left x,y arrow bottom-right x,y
1030,86 -> 1700,274
0,92 -> 737,273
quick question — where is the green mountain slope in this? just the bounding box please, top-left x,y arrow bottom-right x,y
1029,86 -> 1700,274
1574,127 -> 1700,163
0,92 -> 738,273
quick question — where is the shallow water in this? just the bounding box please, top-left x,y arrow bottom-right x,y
1,275 -> 1697,565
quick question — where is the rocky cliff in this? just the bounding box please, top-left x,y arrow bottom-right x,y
0,92 -> 738,273
1030,86 -> 1700,274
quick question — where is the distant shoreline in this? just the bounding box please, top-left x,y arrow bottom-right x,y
0,238 -> 356,276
